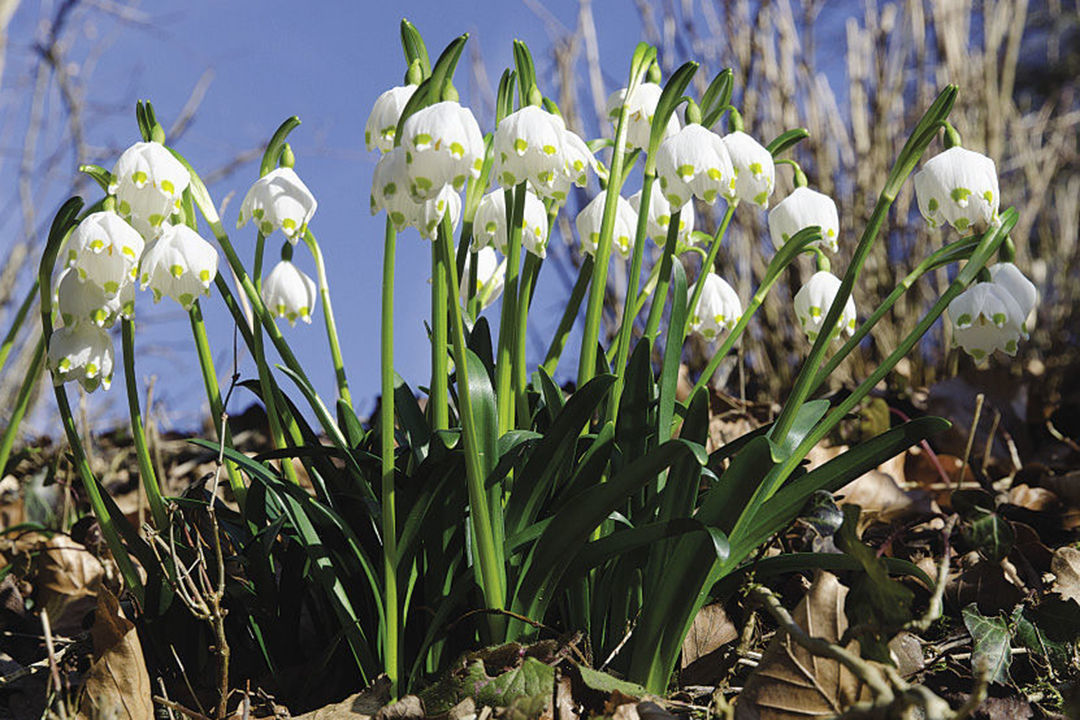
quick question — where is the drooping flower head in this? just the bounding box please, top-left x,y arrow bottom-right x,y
723,131 -> 775,208
371,146 -> 459,239
365,85 -> 418,153
656,123 -> 736,207
988,262 -> 1037,332
472,188 -> 549,258
401,101 -> 484,200
108,141 -> 190,239
461,246 -> 505,311
237,167 -> 318,243
793,271 -> 857,341
768,187 -> 840,253
262,260 -> 317,327
66,211 -> 145,296
414,187 -> 461,240
138,224 -> 219,310
628,183 -> 695,245
47,323 -> 115,393
56,268 -> 133,329
689,273 -> 742,341
946,281 -> 1026,360
493,106 -> 567,194
547,128 -> 597,206
575,191 -> 638,260
914,146 -> 1000,232
606,82 -> 679,151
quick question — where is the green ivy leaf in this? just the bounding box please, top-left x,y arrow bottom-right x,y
962,604 -> 1013,684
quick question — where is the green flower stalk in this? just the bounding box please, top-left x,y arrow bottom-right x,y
380,216 -> 401,693
303,229 -> 352,408
431,240 -> 450,431
120,319 -> 168,529
681,205 -> 736,342
542,255 -> 593,375
496,184 -> 526,433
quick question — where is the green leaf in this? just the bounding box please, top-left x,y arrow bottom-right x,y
658,261 -> 687,443
962,604 -> 1013,684
477,657 -> 555,707
394,373 -> 431,464
573,662 -> 646,698
962,510 -> 1015,562
534,365 -> 564,424
766,128 -> 810,156
615,340 -> 656,471
464,347 -> 498,481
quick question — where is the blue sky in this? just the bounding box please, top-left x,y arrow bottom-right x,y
2,1 -> 850,429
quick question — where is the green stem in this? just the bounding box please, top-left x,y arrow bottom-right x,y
436,216 -> 506,611
683,205 -> 736,343
642,209 -> 683,341
121,320 -> 168,529
496,184 -> 526,435
513,252 -> 541,426
188,301 -> 246,507
304,230 -> 352,408
0,280 -> 40,373
380,217 -> 400,694
431,240 -> 449,431
0,334 -> 46,475
542,256 -> 593,376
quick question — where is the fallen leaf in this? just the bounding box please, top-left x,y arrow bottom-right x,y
947,554 -> 1025,615
35,534 -> 104,635
293,676 -> 392,720
734,571 -> 869,719
76,588 -> 152,720
372,695 -> 424,720
681,603 -> 738,668
1050,546 -> 1080,605
835,470 -> 916,526
887,632 -> 924,676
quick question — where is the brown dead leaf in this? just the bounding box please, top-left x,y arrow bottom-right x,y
835,470 -> 915,526
1005,484 -> 1059,512
681,603 -> 738,668
77,588 -> 152,720
947,553 -> 1024,615
372,695 -> 423,720
1051,546 -> 1080,605
734,571 -> 869,719
293,676 -> 392,720
35,534 -> 104,635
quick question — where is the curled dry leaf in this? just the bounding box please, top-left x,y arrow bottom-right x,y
681,602 -> 739,668
1050,546 -> 1080,605
734,571 -> 870,719
33,534 -> 104,635
76,587 -> 152,720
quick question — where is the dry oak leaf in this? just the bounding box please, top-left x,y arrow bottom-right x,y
1050,546 -> 1080,605
734,571 -> 870,720
681,602 -> 739,668
293,676 -> 392,720
76,587 -> 152,720
34,534 -> 104,635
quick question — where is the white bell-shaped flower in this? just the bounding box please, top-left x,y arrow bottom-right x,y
628,183 -> 695,245
371,146 -> 418,231
793,271 -> 857,341
988,262 -> 1037,333
48,323 -> 114,393
108,141 -> 189,240
365,85 -> 418,153
946,281 -> 1026,360
768,187 -> 840,253
139,224 -> 219,310
656,123 -> 736,207
262,260 -> 317,327
414,186 -> 462,240
472,188 -> 550,258
547,128 -> 597,205
56,268 -> 133,329
914,146 -> 1000,232
606,82 -> 679,151
723,131 -> 775,208
493,106 -> 567,193
689,273 -> 742,341
575,191 -> 638,260
237,167 -> 317,243
66,211 -> 145,296
462,246 -> 505,311
401,100 -> 484,200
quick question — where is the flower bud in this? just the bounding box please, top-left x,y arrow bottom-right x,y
793,271 -> 857,341
238,167 -> 317,243
628,183 -> 694,245
108,141 -> 190,240
472,189 -> 549,258
768,187 -> 840,253
365,85 -> 418,152
606,82 -> 679,151
723,131 -> 775,208
48,323 -> 115,393
689,273 -> 742,341
66,211 -> 145,296
401,101 -> 484,200
139,224 -> 219,310
575,191 -> 638,260
914,146 -> 1000,232
656,124 -> 736,207
262,260 -> 317,327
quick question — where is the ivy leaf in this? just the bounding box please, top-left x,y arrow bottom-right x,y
962,604 -> 1013,685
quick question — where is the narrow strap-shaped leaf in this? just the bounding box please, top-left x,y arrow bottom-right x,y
658,261 -> 688,443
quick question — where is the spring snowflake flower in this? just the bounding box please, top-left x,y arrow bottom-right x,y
606,82 -> 679,151
793,271 -> 857,341
723,131 -> 775,208
628,183 -> 695,245
138,224 -> 219,310
262,260 -> 317,327
365,85 -> 418,152
689,273 -> 742,341
768,187 -> 840,253
914,146 -> 1000,232
66,211 -> 145,296
414,187 -> 461,240
946,281 -> 1026,360
48,323 -> 114,393
371,147 -> 459,238
988,262 -> 1037,332
493,106 -> 567,192
237,167 -> 318,243
462,246 -> 505,310
547,128 -> 597,205
575,191 -> 638,260
108,141 -> 189,239
401,100 -> 484,200
656,123 -> 736,207
472,188 -> 549,257
56,268 -> 133,329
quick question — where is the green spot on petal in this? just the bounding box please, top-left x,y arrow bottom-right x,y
951,187 -> 972,203
170,264 -> 184,279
